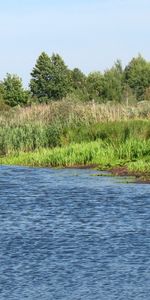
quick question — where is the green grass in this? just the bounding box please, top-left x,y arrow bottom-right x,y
0,140 -> 111,167
1,119 -> 150,156
1,139 -> 150,175
1,102 -> 150,175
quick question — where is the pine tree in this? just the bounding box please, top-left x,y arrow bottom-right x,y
30,52 -> 71,101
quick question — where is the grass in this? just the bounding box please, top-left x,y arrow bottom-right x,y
1,101 -> 150,177
1,117 -> 150,156
1,139 -> 150,176
0,140 -> 110,167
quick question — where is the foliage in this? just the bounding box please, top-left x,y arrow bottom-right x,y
144,87 -> 150,101
2,74 -> 29,107
30,52 -> 51,101
1,101 -> 150,155
86,60 -> 124,103
86,72 -> 105,102
103,60 -> 124,102
124,55 -> 150,101
70,68 -> 88,101
71,68 -> 86,90
1,138 -> 150,175
1,98 -> 150,174
1,53 -> 150,107
30,52 -> 71,101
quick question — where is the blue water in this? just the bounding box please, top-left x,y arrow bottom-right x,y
0,165 -> 150,300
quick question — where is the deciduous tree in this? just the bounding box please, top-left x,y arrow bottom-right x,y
124,55 -> 150,101
2,74 -> 28,107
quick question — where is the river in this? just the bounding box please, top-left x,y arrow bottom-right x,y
0,165 -> 150,299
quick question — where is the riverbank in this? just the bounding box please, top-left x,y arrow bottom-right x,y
1,102 -> 150,157
1,139 -> 150,183
1,102 -> 150,182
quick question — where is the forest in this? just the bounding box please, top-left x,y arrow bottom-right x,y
1,53 -> 150,109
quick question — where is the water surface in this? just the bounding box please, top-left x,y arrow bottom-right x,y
0,166 -> 150,299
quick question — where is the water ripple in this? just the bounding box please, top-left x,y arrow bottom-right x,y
0,166 -> 150,300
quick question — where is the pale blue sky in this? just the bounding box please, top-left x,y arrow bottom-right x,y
0,0 -> 150,86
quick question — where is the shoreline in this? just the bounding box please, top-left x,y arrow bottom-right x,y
68,163 -> 150,183
1,160 -> 150,183
110,166 -> 150,184
1,138 -> 150,184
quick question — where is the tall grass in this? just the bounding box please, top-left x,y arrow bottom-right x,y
1,101 -> 150,173
1,100 -> 150,127
1,119 -> 150,156
1,139 -> 150,172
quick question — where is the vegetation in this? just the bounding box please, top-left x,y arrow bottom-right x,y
0,101 -> 150,155
30,52 -> 71,102
124,55 -> 150,101
1,53 -> 150,178
1,138 -> 150,178
0,74 -> 29,107
0,101 -> 150,177
1,53 -> 150,106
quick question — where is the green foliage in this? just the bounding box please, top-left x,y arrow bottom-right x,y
1,101 -> 150,174
86,61 -> 124,103
124,55 -> 150,101
2,53 -> 150,106
1,138 -> 150,173
0,83 -> 9,111
70,68 -> 88,101
2,74 -> 28,107
30,52 -> 51,100
103,60 -> 124,102
30,52 -> 71,101
71,68 -> 86,90
144,87 -> 150,101
0,140 -> 115,167
1,109 -> 150,156
0,123 -> 63,154
86,71 -> 105,102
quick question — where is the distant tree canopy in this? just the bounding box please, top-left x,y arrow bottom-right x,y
1,52 -> 150,108
0,74 -> 28,107
87,72 -> 105,102
124,55 -> 150,101
103,60 -> 124,102
30,52 -> 71,102
71,68 -> 86,90
69,68 -> 88,101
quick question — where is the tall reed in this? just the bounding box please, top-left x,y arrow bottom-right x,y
1,101 -> 150,162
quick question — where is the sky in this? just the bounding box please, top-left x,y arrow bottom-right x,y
0,0 -> 150,87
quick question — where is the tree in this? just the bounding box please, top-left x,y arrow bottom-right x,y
30,52 -> 71,101
124,55 -> 150,101
70,68 -> 88,101
2,74 -> 28,107
0,83 -> 7,110
86,71 -> 105,102
103,60 -> 124,102
71,68 -> 86,90
86,61 -> 124,103
0,82 -> 5,100
144,86 -> 150,101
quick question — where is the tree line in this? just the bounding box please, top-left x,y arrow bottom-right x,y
1,52 -> 150,107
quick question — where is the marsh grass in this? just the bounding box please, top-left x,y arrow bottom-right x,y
0,140 -> 109,167
1,100 -> 150,126
1,101 -> 150,173
1,139 -> 150,173
1,119 -> 150,156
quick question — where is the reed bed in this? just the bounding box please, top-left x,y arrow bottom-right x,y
1,100 -> 150,127
1,101 -> 150,173
1,119 -> 150,156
